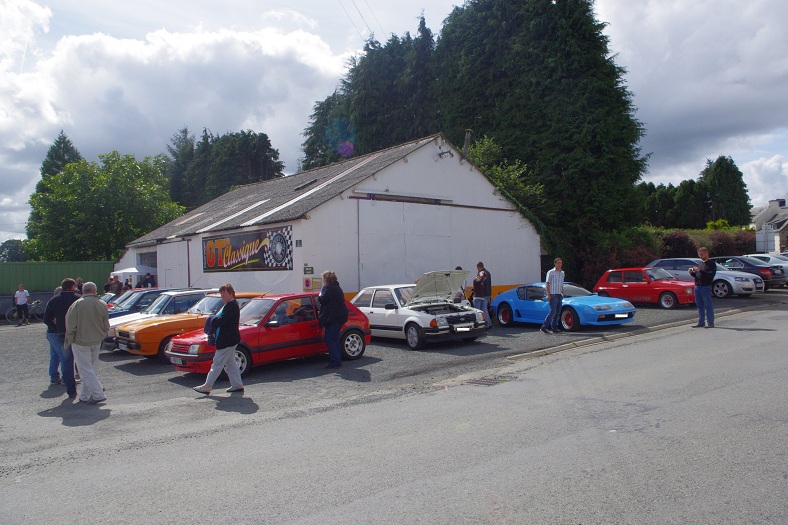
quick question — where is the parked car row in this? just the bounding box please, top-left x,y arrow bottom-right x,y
101,256 -> 784,378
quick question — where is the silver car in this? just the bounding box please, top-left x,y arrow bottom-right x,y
646,258 -> 764,298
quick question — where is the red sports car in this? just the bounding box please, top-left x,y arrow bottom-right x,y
593,267 -> 695,309
164,292 -> 371,376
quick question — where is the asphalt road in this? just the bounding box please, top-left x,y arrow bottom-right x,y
1,290 -> 787,523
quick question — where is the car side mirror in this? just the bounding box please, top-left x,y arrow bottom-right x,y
385,303 -> 397,310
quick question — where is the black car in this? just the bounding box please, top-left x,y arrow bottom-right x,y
709,256 -> 787,291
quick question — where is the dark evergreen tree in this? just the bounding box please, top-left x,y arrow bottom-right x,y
672,179 -> 707,229
165,127 -> 195,206
180,129 -> 284,209
300,92 -> 354,171
699,156 -> 751,226
27,131 -> 84,241
434,0 -> 648,236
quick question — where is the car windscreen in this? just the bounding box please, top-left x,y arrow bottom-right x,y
143,294 -> 171,314
562,284 -> 592,298
188,296 -> 224,314
740,256 -> 771,266
114,291 -> 143,309
239,298 -> 275,326
108,290 -> 133,306
395,286 -> 414,306
644,267 -> 675,281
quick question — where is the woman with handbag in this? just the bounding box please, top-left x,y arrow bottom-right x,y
193,284 -> 244,394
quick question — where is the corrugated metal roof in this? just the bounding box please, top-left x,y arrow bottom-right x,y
128,134 -> 442,247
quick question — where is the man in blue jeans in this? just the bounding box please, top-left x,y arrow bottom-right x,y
689,247 -> 717,328
541,257 -> 565,333
43,278 -> 81,397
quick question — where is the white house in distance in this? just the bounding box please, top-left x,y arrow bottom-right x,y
116,134 -> 542,297
751,197 -> 788,252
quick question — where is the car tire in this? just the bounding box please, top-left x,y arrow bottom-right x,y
405,323 -> 425,350
712,280 -> 732,299
496,303 -> 513,327
157,336 -> 173,363
560,307 -> 579,332
341,330 -> 366,360
235,346 -> 252,377
658,292 -> 678,309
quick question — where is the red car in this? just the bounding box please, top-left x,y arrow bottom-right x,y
593,267 -> 695,309
164,292 -> 371,376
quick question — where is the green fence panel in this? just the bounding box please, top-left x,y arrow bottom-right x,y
0,261 -> 114,295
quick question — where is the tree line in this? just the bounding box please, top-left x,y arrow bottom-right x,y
9,0 -> 751,269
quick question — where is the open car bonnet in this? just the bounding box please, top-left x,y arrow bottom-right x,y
408,270 -> 469,305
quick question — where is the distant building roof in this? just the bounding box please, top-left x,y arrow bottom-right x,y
128,134 -> 444,248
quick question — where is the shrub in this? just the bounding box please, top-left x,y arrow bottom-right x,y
709,231 -> 736,256
733,230 -> 755,254
660,230 -> 697,258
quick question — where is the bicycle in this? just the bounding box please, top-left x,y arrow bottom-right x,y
6,299 -> 45,324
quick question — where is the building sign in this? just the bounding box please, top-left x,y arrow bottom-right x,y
202,226 -> 293,272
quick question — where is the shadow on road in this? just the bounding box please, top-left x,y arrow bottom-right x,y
38,398 -> 111,426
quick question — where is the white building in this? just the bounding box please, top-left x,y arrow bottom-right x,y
117,134 -> 542,296
751,198 -> 788,252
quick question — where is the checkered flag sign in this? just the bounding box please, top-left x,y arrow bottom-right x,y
263,227 -> 293,270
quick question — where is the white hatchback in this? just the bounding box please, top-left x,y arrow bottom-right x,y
350,270 -> 489,350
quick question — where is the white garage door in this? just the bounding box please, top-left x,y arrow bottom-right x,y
358,199 -> 453,287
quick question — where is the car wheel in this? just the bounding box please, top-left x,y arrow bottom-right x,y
405,323 -> 425,350
234,346 -> 251,377
712,280 -> 732,299
156,336 -> 174,363
658,292 -> 678,309
560,307 -> 579,332
341,330 -> 366,360
496,303 -> 513,327
597,291 -> 610,297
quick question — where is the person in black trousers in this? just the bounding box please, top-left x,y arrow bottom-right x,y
318,270 -> 348,369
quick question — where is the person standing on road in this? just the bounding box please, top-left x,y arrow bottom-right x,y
541,257 -> 565,333
14,284 -> 30,326
318,270 -> 348,369
472,262 -> 493,328
44,279 -> 81,394
689,247 -> 717,328
193,284 -> 244,395
65,282 -> 109,405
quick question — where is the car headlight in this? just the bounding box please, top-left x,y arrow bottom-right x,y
593,305 -> 612,311
685,288 -> 693,294
622,301 -> 634,309
475,311 -> 484,323
188,344 -> 202,355
436,317 -> 448,328
734,277 -> 749,282
129,330 -> 136,340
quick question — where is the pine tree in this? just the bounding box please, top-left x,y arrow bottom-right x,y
699,156 -> 751,226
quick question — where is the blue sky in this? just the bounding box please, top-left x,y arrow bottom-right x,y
1,0 -> 786,242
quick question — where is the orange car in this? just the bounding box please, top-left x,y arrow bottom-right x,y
109,292 -> 263,362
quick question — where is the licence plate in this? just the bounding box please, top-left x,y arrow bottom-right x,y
170,357 -> 183,365
117,341 -> 128,349
614,314 -> 629,318
455,326 -> 471,332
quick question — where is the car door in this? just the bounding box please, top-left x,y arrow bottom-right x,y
599,271 -> 626,299
673,259 -> 697,282
257,297 -> 321,362
520,285 -> 549,323
358,288 -> 405,338
621,270 -> 650,302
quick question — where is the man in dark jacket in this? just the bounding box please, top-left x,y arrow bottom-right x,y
318,270 -> 348,369
43,278 -> 81,397
472,262 -> 492,328
689,247 -> 717,328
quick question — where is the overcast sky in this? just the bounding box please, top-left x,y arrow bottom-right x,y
1,0 -> 787,242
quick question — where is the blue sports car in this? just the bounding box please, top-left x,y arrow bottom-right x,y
490,282 -> 636,331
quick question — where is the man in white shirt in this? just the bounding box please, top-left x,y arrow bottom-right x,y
541,258 -> 565,333
14,284 -> 30,326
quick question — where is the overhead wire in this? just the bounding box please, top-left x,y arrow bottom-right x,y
362,0 -> 387,37
336,0 -> 367,43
